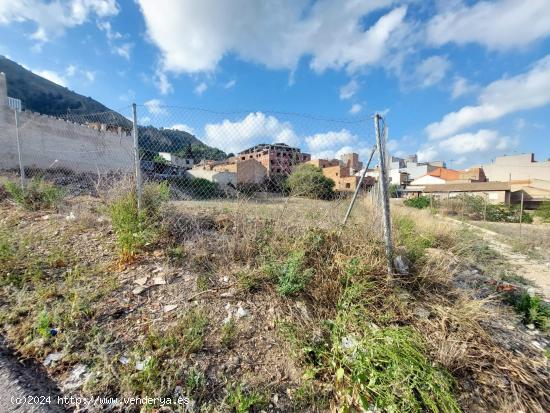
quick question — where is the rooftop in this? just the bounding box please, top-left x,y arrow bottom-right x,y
423,182 -> 511,193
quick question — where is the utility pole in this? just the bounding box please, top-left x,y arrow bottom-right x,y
374,113 -> 393,274
132,103 -> 142,211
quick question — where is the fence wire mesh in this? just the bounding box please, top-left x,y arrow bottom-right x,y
1,102 -> 391,230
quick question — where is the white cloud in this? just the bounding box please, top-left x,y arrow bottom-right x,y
34,70 -> 68,87
66,65 -> 77,77
170,123 -> 195,135
414,55 -> 450,88
339,79 -> 359,100
438,129 -> 513,155
224,79 -> 236,89
144,99 -> 168,116
137,0 -> 406,75
451,76 -> 477,99
418,129 -> 515,162
84,70 -> 96,82
154,70 -> 173,95
97,20 -> 133,60
426,55 -> 550,139
204,112 -> 298,155
349,103 -> 362,114
113,43 -> 133,60
312,145 -> 373,162
427,0 -> 550,50
305,129 -> 356,152
194,82 -> 208,96
0,0 -> 118,42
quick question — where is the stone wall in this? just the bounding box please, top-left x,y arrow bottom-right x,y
0,72 -> 134,174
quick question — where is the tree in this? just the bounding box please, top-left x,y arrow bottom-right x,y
286,164 -> 335,200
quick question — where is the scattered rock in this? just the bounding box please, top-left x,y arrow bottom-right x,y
63,364 -> 89,390
413,307 -> 431,319
341,336 -> 358,350
235,305 -> 249,319
393,255 -> 410,275
153,276 -> 167,285
132,285 -> 150,295
220,291 -> 234,298
527,324 -> 535,330
65,212 -> 76,221
44,352 -> 63,366
135,360 -> 147,371
163,304 -> 178,313
119,356 -> 129,365
134,276 -> 149,286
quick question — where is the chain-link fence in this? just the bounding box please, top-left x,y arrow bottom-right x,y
1,101 -> 394,231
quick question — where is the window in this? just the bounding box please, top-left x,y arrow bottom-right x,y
346,183 -> 351,188
277,152 -> 281,157
276,168 -> 281,173
241,157 -> 245,161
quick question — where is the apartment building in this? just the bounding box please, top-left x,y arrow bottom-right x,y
236,143 -> 311,176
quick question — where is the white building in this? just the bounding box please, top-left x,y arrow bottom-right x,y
158,152 -> 193,170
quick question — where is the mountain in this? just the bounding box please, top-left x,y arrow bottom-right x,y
0,55 -> 227,161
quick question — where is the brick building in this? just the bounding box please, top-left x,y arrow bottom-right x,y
235,143 -> 310,176
307,152 -> 363,192
193,158 -> 266,185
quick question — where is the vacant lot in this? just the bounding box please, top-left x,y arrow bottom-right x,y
0,181 -> 549,412
472,220 -> 550,261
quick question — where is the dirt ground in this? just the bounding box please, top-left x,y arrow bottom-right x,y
461,219 -> 550,300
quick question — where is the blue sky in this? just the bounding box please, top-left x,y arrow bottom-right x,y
0,0 -> 549,166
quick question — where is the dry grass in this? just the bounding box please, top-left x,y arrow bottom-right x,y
0,185 -> 549,412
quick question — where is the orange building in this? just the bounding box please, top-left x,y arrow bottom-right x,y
236,143 -> 310,176
307,154 -> 362,192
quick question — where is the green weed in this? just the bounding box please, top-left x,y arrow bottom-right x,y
5,178 -> 64,211
35,310 -> 52,339
108,182 -> 169,260
221,318 -> 237,348
506,292 -> 550,332
265,250 -> 313,296
226,383 -> 266,413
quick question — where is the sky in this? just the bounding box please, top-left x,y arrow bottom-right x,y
0,0 -> 549,167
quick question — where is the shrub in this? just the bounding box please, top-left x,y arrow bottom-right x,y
191,177 -> 222,198
265,250 -> 313,296
534,201 -> 550,223
108,182 -> 169,260
403,196 -> 430,209
286,164 -> 335,200
486,203 -> 532,223
4,178 -> 64,210
389,183 -> 400,198
505,292 -> 550,332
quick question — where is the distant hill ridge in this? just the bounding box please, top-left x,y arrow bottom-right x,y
0,56 -> 226,162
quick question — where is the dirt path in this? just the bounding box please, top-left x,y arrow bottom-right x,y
452,219 -> 550,300
0,339 -> 68,413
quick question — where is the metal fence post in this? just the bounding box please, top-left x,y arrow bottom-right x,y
374,113 -> 393,274
519,191 -> 524,235
14,108 -> 25,189
342,143 -> 377,226
132,103 -> 142,211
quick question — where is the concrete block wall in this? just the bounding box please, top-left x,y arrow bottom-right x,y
0,73 -> 134,174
